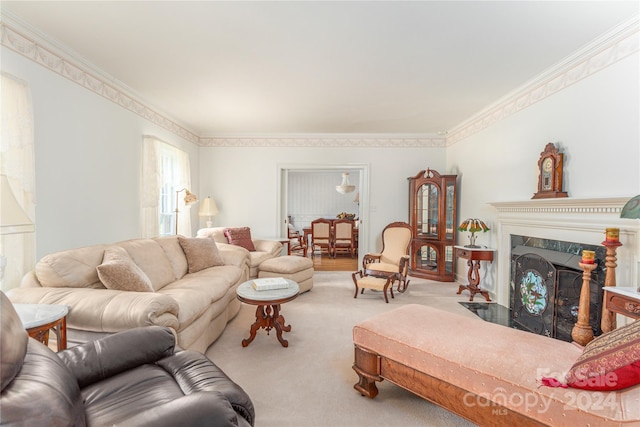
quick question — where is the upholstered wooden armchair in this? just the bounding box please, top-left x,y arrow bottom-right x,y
310,218 -> 333,257
361,221 -> 412,292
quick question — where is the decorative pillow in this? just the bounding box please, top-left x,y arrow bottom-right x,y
96,246 -> 153,292
565,319 -> 640,390
224,227 -> 256,251
178,236 -> 224,273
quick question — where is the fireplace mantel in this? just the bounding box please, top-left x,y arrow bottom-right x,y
487,197 -> 639,307
489,197 -> 629,215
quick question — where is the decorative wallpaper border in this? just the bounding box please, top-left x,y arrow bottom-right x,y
198,136 -> 446,148
446,16 -> 639,146
1,13 -> 637,148
0,19 -> 200,145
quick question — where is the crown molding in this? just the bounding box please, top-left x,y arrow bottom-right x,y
488,197 -> 631,215
1,11 -> 637,148
199,135 -> 446,148
0,14 -> 200,145
0,15 -> 443,149
446,15 -> 639,146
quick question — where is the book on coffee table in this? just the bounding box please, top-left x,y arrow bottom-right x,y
252,277 -> 289,291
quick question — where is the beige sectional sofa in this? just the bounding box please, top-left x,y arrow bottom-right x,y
196,227 -> 283,278
7,235 -> 250,353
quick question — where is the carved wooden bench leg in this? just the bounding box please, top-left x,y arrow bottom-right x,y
353,345 -> 382,398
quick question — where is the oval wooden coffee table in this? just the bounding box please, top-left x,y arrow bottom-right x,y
236,279 -> 299,347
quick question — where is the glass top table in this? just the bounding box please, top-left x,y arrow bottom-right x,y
14,303 -> 69,351
236,279 -> 299,301
236,278 -> 299,347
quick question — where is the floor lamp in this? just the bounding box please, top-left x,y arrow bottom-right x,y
0,174 -> 35,284
175,188 -> 198,235
199,196 -> 219,228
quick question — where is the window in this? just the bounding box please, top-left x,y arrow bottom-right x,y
158,143 -> 180,236
142,136 -> 192,237
0,73 -> 36,291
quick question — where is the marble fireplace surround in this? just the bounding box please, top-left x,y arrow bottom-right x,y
488,197 -> 639,308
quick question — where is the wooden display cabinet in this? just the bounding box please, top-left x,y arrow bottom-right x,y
408,169 -> 457,281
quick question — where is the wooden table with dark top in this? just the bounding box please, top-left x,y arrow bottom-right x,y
454,246 -> 495,302
236,279 -> 300,347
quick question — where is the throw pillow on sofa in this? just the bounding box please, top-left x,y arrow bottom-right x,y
565,319 -> 640,391
178,236 -> 224,273
224,227 -> 256,251
96,246 -> 154,292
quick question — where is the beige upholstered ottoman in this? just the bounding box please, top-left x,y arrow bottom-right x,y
258,256 -> 314,293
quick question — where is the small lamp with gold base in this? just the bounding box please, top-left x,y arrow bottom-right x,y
457,218 -> 490,248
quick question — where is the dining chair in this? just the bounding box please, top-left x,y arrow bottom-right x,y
287,223 -> 306,256
361,221 -> 412,292
311,218 -> 333,257
333,219 -> 356,258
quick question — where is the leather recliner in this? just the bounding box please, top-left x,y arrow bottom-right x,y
0,292 -> 255,426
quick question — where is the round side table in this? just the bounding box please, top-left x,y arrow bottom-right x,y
236,279 -> 299,347
14,303 -> 69,351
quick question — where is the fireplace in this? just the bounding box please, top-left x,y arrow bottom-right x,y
509,236 -> 605,342
486,197 -> 637,313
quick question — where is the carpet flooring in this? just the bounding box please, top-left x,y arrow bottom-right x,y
206,271 -> 481,427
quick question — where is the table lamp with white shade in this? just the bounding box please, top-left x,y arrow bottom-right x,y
1,174 -> 35,283
199,196 -> 219,228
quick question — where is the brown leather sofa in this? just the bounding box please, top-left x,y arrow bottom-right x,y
0,292 -> 255,426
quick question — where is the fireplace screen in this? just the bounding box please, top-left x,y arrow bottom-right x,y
555,270 -> 603,341
512,253 -> 556,337
511,248 -> 604,342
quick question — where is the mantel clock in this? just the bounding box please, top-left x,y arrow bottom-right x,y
532,143 -> 568,199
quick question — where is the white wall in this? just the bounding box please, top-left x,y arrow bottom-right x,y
1,18 -> 637,288
447,51 -> 640,287
198,146 -> 447,252
1,47 -> 201,258
2,38 -> 449,262
287,170 -> 361,230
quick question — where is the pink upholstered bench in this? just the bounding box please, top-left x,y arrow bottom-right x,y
352,304 -> 640,426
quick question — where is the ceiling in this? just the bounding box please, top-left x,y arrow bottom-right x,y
2,1 -> 638,137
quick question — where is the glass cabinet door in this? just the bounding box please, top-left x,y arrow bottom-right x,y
445,181 -> 455,241
415,244 -> 438,272
408,169 -> 457,281
417,183 -> 438,237
444,244 -> 454,274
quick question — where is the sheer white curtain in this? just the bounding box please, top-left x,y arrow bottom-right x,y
0,72 -> 36,291
141,136 -> 161,238
141,136 -> 193,237
174,148 -> 193,237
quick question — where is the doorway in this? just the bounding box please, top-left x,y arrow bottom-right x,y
277,163 -> 369,270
